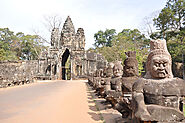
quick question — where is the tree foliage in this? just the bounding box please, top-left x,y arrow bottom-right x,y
0,28 -> 47,61
93,29 -> 150,75
91,0 -> 184,76
152,0 -> 185,62
94,29 -> 116,47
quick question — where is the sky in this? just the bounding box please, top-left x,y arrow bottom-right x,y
0,0 -> 167,49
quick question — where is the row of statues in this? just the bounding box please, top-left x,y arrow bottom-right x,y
88,39 -> 185,122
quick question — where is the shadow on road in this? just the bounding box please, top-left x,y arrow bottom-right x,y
86,82 -> 122,123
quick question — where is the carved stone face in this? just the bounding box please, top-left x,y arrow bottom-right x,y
150,55 -> 170,79
124,64 -> 137,76
113,65 -> 123,78
106,63 -> 114,77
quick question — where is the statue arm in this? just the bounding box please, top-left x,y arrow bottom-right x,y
132,81 -> 151,121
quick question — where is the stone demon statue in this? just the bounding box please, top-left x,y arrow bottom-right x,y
115,51 -> 139,119
132,39 -> 185,122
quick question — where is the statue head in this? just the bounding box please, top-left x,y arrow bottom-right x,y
113,61 -> 123,78
106,62 -> 114,77
123,51 -> 138,77
145,39 -> 173,79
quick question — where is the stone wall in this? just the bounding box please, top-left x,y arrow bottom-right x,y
0,60 -> 38,88
84,52 -> 107,76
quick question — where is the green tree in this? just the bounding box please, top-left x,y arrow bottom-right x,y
94,29 -> 116,47
0,28 -> 46,61
94,29 -> 150,75
20,34 -> 45,60
152,0 -> 185,78
152,0 -> 185,41
0,28 -> 18,60
113,29 -> 150,48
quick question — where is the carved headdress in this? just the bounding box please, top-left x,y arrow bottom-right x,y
145,39 -> 173,78
114,61 -> 123,70
123,51 -> 138,76
124,51 -> 137,65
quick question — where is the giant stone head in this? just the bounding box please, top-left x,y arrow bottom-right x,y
145,39 -> 173,79
123,51 -> 138,77
113,61 -> 123,78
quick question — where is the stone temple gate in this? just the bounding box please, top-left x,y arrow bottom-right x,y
37,16 -> 106,80
0,16 -> 107,87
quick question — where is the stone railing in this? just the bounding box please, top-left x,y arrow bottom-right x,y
0,60 -> 38,88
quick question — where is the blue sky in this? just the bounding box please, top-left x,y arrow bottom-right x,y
0,0 -> 167,49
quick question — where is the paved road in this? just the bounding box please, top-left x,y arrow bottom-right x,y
0,80 -> 103,123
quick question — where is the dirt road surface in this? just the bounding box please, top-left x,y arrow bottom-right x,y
0,80 -> 121,123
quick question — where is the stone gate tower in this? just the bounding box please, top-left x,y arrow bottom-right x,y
37,16 -> 106,80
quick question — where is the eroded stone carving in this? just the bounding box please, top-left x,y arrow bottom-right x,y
106,61 -> 123,107
115,51 -> 139,119
94,62 -> 114,97
38,16 -> 107,80
104,62 -> 114,92
123,51 -> 138,77
132,39 -> 185,122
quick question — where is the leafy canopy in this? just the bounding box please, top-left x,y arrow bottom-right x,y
92,29 -> 150,75
0,28 -> 47,61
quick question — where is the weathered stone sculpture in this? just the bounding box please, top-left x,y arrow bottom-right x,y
51,28 -> 60,48
106,61 -> 123,107
95,62 -> 115,97
104,62 -> 114,92
92,69 -> 102,90
132,39 -> 185,122
115,51 -> 139,119
122,51 -> 139,92
91,70 -> 98,88
94,69 -> 104,91
111,61 -> 123,91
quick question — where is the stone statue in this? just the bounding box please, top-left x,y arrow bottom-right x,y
96,62 -> 115,97
92,69 -> 103,90
92,70 -> 99,89
132,39 -> 185,122
111,61 -> 123,91
94,69 -> 104,92
122,51 -> 139,92
115,51 -> 139,119
104,62 -> 114,92
123,51 -> 138,77
106,61 -> 123,107
51,28 -> 59,48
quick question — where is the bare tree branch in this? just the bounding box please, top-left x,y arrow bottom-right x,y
139,10 -> 160,38
42,14 -> 63,32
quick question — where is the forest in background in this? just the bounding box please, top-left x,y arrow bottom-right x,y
90,0 -> 185,74
0,28 -> 47,61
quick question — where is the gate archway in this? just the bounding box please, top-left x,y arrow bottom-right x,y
61,49 -> 70,80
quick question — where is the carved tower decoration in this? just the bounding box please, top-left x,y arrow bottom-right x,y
38,16 -> 106,80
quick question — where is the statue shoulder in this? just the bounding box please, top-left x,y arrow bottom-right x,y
132,78 -> 146,92
174,78 -> 185,95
